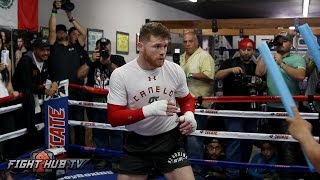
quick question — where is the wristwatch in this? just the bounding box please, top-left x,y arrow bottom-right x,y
280,62 -> 286,68
188,73 -> 193,79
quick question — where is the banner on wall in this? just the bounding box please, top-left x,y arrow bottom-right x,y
18,0 -> 38,31
0,0 -> 17,28
0,0 -> 38,31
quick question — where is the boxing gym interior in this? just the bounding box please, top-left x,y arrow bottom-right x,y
0,0 -> 320,179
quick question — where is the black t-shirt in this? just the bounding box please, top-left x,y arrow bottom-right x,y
110,54 -> 126,68
218,57 -> 257,110
86,54 -> 126,102
48,42 -> 85,84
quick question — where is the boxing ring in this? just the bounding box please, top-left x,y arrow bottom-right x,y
0,83 -> 319,179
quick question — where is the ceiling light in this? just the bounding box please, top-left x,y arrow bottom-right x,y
289,26 -> 295,30
189,0 -> 197,2
303,0 -> 310,17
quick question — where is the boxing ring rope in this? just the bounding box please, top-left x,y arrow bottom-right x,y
4,85 -> 320,104
68,120 -> 318,142
0,93 -> 23,104
0,123 -> 44,143
2,98 -> 319,119
0,83 -> 319,175
68,144 -> 311,173
0,104 -> 22,115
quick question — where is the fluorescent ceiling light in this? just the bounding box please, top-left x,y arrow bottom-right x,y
189,0 -> 197,2
289,26 -> 295,30
303,0 -> 310,17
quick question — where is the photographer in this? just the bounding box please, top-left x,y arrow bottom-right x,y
255,32 -> 306,179
78,38 -> 125,80
215,38 -> 263,179
77,38 -> 125,169
48,0 -> 87,146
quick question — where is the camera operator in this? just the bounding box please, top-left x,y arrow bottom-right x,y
256,32 -> 306,179
77,38 -> 125,169
215,38 -> 263,179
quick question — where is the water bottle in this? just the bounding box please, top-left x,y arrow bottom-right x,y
1,50 -> 9,65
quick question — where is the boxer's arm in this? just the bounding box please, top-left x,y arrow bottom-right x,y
108,100 -> 174,127
107,104 -> 144,127
176,93 -> 195,114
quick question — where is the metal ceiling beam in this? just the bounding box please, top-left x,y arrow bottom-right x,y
170,28 -> 320,36
153,17 -> 320,29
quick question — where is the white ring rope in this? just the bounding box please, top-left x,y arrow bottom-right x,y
195,109 -> 319,119
68,120 -> 319,142
0,100 -> 106,115
0,104 -> 22,115
0,99 -> 319,144
68,100 -> 107,109
0,123 -> 44,143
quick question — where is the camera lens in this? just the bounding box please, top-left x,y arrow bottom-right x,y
100,49 -> 109,58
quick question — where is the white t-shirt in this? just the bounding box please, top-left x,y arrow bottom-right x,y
108,59 -> 189,136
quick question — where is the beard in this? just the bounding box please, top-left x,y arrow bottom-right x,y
143,52 -> 165,68
275,46 -> 289,55
57,36 -> 67,42
241,55 -> 252,63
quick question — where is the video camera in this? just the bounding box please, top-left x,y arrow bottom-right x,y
61,0 -> 74,12
267,35 -> 284,48
233,74 -> 265,95
99,38 -> 110,58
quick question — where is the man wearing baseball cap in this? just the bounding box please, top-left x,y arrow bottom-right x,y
12,37 -> 58,152
215,37 -> 262,179
256,31 -> 306,179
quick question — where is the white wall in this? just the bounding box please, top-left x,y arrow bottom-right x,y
39,0 -> 202,61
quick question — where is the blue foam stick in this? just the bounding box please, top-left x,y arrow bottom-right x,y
258,42 -> 315,172
258,42 -> 295,117
298,24 -> 320,70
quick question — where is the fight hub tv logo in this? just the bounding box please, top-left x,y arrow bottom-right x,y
7,150 -> 89,173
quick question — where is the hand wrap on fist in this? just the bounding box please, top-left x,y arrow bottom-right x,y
178,111 -> 197,132
142,100 -> 177,117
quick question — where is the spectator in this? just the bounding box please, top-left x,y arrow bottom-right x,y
0,36 -> 19,161
48,0 -> 87,146
247,141 -> 278,180
256,31 -> 306,179
204,138 -> 226,180
215,38 -> 262,179
78,38 -> 125,169
12,37 -> 58,151
180,31 -> 215,180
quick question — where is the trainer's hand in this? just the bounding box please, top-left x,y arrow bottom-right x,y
287,106 -> 312,141
142,100 -> 178,117
176,111 -> 197,135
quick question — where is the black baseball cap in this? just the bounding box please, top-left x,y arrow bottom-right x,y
275,31 -> 294,42
56,24 -> 67,33
33,37 -> 50,48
